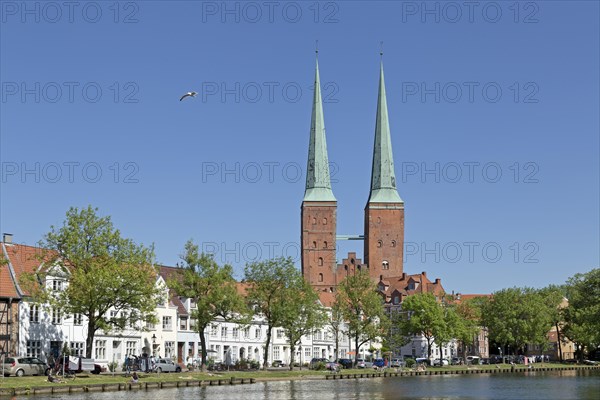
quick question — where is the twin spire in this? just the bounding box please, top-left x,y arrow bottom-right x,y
303,52 -> 403,204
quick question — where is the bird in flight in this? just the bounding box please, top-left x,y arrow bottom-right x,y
180,91 -> 197,101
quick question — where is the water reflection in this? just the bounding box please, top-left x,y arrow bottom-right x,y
18,369 -> 600,400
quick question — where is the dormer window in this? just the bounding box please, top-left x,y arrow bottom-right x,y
393,295 -> 400,305
52,280 -> 63,291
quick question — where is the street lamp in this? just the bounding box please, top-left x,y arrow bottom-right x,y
299,345 -> 303,370
498,346 -> 503,363
152,334 -> 156,357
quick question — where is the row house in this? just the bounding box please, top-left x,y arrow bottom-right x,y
2,239 -> 353,369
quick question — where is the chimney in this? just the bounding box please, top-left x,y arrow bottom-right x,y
379,274 -> 383,282
422,271 -> 427,277
435,278 -> 441,284
402,272 -> 406,280
3,233 -> 13,244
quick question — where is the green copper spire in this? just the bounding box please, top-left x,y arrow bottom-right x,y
368,60 -> 403,203
304,56 -> 336,202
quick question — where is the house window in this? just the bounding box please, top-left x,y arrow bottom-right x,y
313,347 -> 320,358
276,329 -> 284,339
165,341 -> 175,359
52,280 -> 63,291
211,325 -> 218,337
304,347 -> 311,359
273,346 -> 280,360
255,328 -> 261,339
232,328 -> 239,338
126,341 -> 136,356
146,321 -> 155,330
221,327 -> 228,338
110,310 -> 118,319
393,295 -> 400,305
51,308 -> 62,325
180,317 -> 188,330
70,342 -> 84,357
162,316 -> 172,330
382,261 -> 389,270
29,304 -> 39,323
26,340 -> 42,358
244,327 -> 250,338
95,340 -> 106,359
73,313 -> 82,325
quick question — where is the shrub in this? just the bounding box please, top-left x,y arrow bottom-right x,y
405,359 -> 416,368
108,361 -> 119,372
314,362 -> 327,371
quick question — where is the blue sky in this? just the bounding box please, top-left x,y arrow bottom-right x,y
1,1 -> 598,293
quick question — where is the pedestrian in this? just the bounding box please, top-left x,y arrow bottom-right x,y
47,353 -> 55,371
130,372 -> 139,383
125,356 -> 131,375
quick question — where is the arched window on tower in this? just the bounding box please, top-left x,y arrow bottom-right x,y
382,261 -> 389,270
323,218 -> 327,225
323,241 -> 328,249
318,257 -> 323,266
391,240 -> 397,247
312,217 -> 317,224
318,273 -> 324,282
313,241 -> 317,248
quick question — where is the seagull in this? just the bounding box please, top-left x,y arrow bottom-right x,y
180,91 -> 197,101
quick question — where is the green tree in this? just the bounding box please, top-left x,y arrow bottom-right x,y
563,268 -> 600,360
453,297 -> 485,362
244,257 -> 304,370
279,274 -> 326,370
336,272 -> 389,366
538,285 -> 567,361
169,240 -> 249,371
22,206 -> 161,358
481,287 -> 554,356
397,293 -> 445,360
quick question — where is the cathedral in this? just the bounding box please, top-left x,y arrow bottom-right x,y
301,54 -> 445,303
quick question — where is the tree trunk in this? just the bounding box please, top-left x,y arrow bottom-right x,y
426,337 -> 432,360
85,318 -> 96,359
354,335 -> 359,367
263,327 -> 272,370
289,343 -> 296,371
199,326 -> 208,372
334,329 -> 339,361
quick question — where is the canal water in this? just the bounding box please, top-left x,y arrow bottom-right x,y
15,369 -> 600,400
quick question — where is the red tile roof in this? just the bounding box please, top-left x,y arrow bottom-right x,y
1,243 -> 49,298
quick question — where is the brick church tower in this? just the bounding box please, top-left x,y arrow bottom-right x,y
301,55 -> 337,291
364,59 -> 405,280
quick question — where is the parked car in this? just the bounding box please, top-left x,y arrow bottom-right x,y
91,364 -> 106,374
154,358 -> 181,373
466,356 -> 480,365
432,358 -> 449,366
390,358 -> 404,368
356,359 -> 373,369
415,357 -> 430,366
336,358 -> 353,369
3,357 -> 50,377
451,357 -> 461,365
271,360 -> 286,368
480,358 -> 490,365
373,358 -> 385,368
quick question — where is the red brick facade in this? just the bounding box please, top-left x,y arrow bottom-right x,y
364,203 -> 404,281
301,201 -> 337,291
